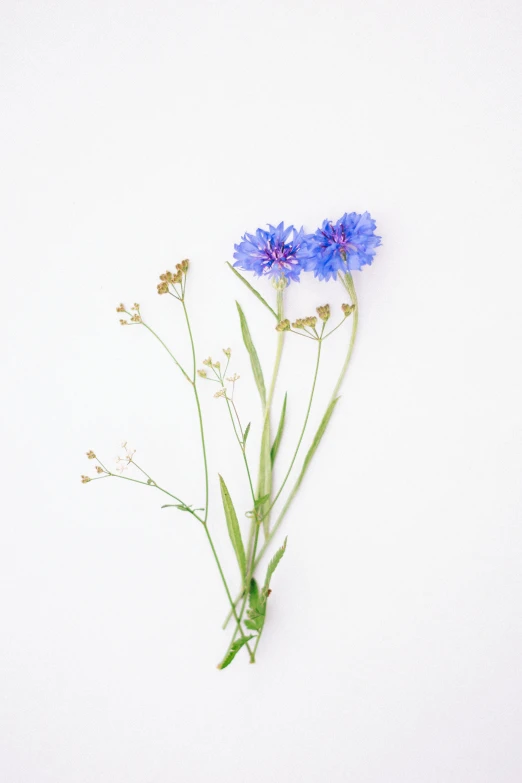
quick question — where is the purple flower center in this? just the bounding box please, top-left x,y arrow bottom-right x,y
260,240 -> 299,274
323,223 -> 357,253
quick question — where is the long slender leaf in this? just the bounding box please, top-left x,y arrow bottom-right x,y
219,475 -> 246,581
293,397 -> 340,495
217,634 -> 254,670
236,301 -> 266,407
243,422 -> 251,447
270,391 -> 287,466
245,578 -> 264,631
226,262 -> 278,320
246,538 -> 288,632
262,536 -> 287,600
257,411 -> 272,537
254,493 -> 270,508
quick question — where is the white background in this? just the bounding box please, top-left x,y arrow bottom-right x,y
1,1 -> 522,781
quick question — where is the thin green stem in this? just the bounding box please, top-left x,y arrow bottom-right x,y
203,524 -> 255,660
259,330 -> 323,523
104,471 -> 203,521
323,315 -> 349,340
181,299 -> 209,523
256,286 -> 285,535
141,322 -> 192,384
266,288 -> 285,410
224,395 -> 256,503
331,272 -> 359,399
223,287 -> 285,634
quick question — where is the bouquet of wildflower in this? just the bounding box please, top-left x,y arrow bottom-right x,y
82,212 -> 381,669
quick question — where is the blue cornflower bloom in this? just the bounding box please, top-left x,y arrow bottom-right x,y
303,212 -> 381,281
233,222 -> 309,282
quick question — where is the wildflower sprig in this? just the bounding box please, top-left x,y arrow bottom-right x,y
83,211 -> 381,668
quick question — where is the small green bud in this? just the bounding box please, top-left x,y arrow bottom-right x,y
275,319 -> 290,332
341,303 -> 355,317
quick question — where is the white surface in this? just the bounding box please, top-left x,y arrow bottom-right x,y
2,1 -> 522,781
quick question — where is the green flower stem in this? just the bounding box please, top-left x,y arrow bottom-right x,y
103,471 -> 197,514
222,272 -> 359,628
254,272 -> 358,563
222,335 -> 323,631
331,271 -> 359,399
223,395 -> 256,503
203,523 -> 255,661
266,288 -> 285,409
141,322 -> 192,384
224,288 -> 285,636
259,326 -> 324,525
256,286 -> 285,534
181,299 -> 209,523
218,391 -> 259,658
180,297 -> 252,656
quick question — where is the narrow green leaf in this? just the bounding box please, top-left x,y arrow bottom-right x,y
294,398 -> 340,494
236,301 -> 266,408
262,536 -> 288,600
246,539 -> 287,633
256,411 -> 272,537
161,503 -> 203,514
254,493 -> 270,508
245,578 -> 265,631
226,262 -> 278,320
270,391 -> 287,467
243,422 -> 251,446
249,577 -> 260,611
217,635 -> 255,670
219,475 -> 246,581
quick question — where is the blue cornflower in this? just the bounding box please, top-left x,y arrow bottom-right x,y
304,212 -> 381,281
233,222 -> 309,282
